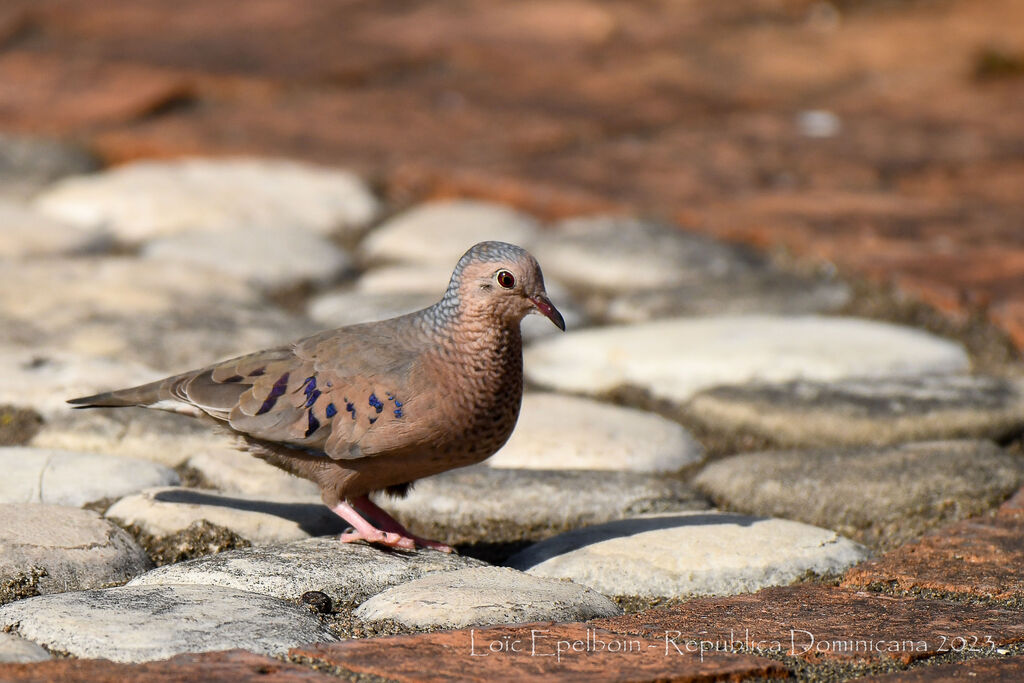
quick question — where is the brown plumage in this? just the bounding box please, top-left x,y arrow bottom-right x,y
68,241 -> 565,551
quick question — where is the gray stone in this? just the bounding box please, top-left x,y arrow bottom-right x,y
524,315 -> 970,405
0,134 -> 99,200
34,158 -> 379,242
142,226 -> 354,291
0,632 -> 51,663
354,566 -> 621,629
30,407 -> 246,468
0,348 -> 159,417
598,270 -> 850,324
0,584 -> 337,662
693,440 -> 1024,549
507,512 -> 867,598
534,216 -> 764,292
0,258 -> 259,327
129,536 -> 486,606
385,464 -> 709,545
355,263 -> 459,295
186,449 -> 321,501
0,504 -> 151,599
0,199 -> 110,259
105,487 -> 347,545
488,393 -> 703,472
308,290 -> 435,329
0,447 -> 179,506
685,375 -> 1024,448
0,258 -> 319,372
359,199 -> 540,266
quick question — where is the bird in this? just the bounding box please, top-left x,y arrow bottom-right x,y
68,241 -> 565,553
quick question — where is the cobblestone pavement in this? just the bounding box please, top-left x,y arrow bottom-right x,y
0,0 -> 1022,347
1,2 -> 1023,681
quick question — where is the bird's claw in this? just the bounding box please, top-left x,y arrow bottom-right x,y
340,529 -> 416,550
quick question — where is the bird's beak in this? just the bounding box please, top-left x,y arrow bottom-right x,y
529,294 -> 566,331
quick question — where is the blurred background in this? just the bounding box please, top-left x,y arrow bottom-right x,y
1,0 -> 1022,350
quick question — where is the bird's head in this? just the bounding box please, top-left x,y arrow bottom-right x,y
447,241 -> 565,331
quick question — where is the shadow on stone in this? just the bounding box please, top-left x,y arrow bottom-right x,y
152,489 -> 345,536
509,512 -> 759,565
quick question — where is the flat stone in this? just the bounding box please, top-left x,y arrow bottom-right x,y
308,290 -> 436,329
30,407 -> 247,468
524,316 -> 970,405
686,375 -> 1024,448
142,226 -> 354,291
533,216 -> 765,292
0,650 -> 336,682
0,134 -> 99,200
599,270 -> 851,324
0,348 -> 159,417
0,584 -> 337,662
592,583 -> 1024,664
694,440 -> 1024,549
359,199 -> 540,266
383,465 -> 709,546
0,199 -> 110,259
130,537 -> 486,606
186,449 -> 321,501
842,511 -> 1024,600
507,511 -> 867,598
861,657 -> 1024,682
0,447 -> 179,506
354,263 -> 458,295
487,393 -> 703,472
105,487 -> 347,544
34,158 -> 379,242
354,566 -> 621,629
0,503 -> 151,599
62,306 -> 317,374
0,259 -> 317,371
0,633 -> 50,663
293,623 -> 787,682
0,258 -> 258,326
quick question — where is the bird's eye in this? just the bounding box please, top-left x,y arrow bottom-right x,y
496,270 -> 516,289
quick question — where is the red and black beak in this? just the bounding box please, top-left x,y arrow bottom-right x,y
529,294 -> 566,331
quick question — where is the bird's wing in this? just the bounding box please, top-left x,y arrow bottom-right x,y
71,320 -> 430,461
224,324 -> 426,459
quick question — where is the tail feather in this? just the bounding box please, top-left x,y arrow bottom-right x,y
67,378 -> 170,409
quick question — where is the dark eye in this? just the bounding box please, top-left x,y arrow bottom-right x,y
496,270 -> 516,289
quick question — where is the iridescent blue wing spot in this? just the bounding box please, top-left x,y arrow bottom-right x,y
304,410 -> 320,437
368,393 -> 384,414
325,403 -> 337,418
256,373 -> 290,415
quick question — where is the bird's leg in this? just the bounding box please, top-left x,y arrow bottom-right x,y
352,495 -> 454,553
329,500 -> 415,550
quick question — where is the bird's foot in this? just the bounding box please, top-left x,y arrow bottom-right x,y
352,494 -> 454,553
339,528 -> 415,550
329,499 -> 453,553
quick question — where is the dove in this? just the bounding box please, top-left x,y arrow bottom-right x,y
68,241 -> 565,552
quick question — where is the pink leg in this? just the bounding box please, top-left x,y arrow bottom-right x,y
329,500 -> 415,550
352,495 -> 454,553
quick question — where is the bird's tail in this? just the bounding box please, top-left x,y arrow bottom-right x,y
67,378 -> 169,409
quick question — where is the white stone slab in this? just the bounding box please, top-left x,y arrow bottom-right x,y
525,315 -> 970,405
507,511 -> 868,598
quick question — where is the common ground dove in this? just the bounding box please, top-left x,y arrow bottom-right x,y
69,241 -> 565,552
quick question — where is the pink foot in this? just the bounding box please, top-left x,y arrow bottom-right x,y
339,528 -> 414,550
329,499 -> 452,552
353,495 -> 454,553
